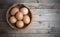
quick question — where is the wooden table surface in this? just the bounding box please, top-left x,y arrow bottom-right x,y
0,0 -> 60,37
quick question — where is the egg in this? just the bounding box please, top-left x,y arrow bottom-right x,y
10,7 -> 19,15
16,12 -> 23,20
23,15 -> 30,24
16,21 -> 24,28
20,7 -> 28,15
9,16 -> 17,24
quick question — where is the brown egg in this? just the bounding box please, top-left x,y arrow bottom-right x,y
23,15 -> 30,24
16,12 -> 23,20
20,7 -> 28,15
16,21 -> 24,28
10,7 -> 19,15
9,16 -> 17,24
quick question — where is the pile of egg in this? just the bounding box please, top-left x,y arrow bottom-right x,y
9,6 -> 31,29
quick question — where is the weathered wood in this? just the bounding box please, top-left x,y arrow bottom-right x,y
0,0 -> 37,4
0,3 -> 60,9
0,34 -> 54,37
37,0 -> 60,3
15,34 -> 53,37
0,2 -> 60,37
0,33 -> 16,37
0,9 -> 60,22
0,9 -> 60,34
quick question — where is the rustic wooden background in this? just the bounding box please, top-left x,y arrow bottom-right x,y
0,0 -> 60,37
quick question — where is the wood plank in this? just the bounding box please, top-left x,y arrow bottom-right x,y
0,3 -> 60,9
1,21 -> 60,29
15,34 -> 53,37
0,0 -> 37,4
0,9 -> 60,22
1,21 -> 60,34
37,0 -> 60,3
0,9 -> 60,34
0,0 -> 60,4
0,34 -> 53,37
1,33 -> 60,37
0,33 -> 16,37
0,8 -> 60,22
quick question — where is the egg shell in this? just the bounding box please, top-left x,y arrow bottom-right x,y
23,15 -> 30,24
9,16 -> 17,24
20,7 -> 28,15
10,7 -> 19,15
16,21 -> 24,28
16,12 -> 23,20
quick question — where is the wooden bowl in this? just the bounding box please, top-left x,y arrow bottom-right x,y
6,3 -> 32,30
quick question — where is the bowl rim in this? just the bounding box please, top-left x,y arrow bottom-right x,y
6,3 -> 32,30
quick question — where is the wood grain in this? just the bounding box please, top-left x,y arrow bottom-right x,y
0,3 -> 60,9
0,2 -> 60,37
0,9 -> 60,34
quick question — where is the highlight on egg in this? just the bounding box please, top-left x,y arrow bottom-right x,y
20,7 -> 28,15
9,16 -> 17,24
10,7 -> 19,15
16,21 -> 24,28
23,15 -> 30,24
16,12 -> 23,20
